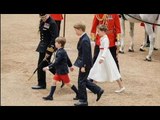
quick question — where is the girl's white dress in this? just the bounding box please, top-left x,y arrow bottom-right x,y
88,35 -> 121,82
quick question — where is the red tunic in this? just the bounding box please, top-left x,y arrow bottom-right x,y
91,14 -> 121,47
50,14 -> 63,21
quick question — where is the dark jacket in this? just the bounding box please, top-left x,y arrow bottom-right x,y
74,33 -> 92,69
48,48 -> 72,75
36,17 -> 58,53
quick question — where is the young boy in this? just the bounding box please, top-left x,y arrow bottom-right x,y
42,37 -> 79,100
73,22 -> 104,106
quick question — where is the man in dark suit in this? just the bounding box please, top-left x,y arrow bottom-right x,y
73,23 -> 104,106
32,14 -> 58,89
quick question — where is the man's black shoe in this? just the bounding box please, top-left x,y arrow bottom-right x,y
32,85 -> 46,89
96,89 -> 104,101
73,96 -> 79,100
74,101 -> 88,106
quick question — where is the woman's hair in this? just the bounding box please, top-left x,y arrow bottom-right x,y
73,22 -> 86,32
97,24 -> 108,32
55,37 -> 66,48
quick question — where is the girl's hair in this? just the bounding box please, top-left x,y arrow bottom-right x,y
55,37 -> 66,48
97,24 -> 108,32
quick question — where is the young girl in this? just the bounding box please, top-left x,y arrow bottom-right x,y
88,24 -> 125,93
42,37 -> 79,100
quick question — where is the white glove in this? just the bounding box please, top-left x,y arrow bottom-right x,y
116,41 -> 121,47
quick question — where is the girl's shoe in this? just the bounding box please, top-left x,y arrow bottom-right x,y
115,87 -> 125,93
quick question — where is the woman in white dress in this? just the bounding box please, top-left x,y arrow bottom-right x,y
88,24 -> 125,93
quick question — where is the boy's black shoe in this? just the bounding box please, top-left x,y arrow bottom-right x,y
96,89 -> 104,101
73,96 -> 79,100
42,96 -> 53,100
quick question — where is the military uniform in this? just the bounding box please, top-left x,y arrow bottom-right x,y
34,16 -> 58,88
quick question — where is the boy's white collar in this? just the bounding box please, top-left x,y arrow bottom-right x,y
80,32 -> 86,38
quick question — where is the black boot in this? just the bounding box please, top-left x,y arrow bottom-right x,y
43,86 -> 56,101
71,85 -> 79,100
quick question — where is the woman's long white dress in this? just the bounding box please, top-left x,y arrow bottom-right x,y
88,35 -> 121,82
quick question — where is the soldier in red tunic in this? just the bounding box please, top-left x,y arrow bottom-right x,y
91,14 -> 121,69
50,14 -> 63,36
91,14 -> 107,63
